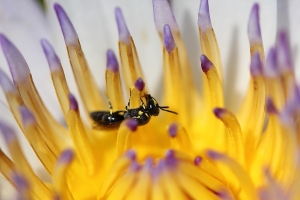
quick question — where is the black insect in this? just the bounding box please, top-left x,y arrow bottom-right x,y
90,91 -> 177,129
124,94 -> 177,126
90,99 -> 126,129
90,110 -> 126,129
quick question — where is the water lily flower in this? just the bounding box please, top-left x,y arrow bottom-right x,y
0,0 -> 300,199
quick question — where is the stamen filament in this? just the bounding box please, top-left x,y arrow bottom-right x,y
105,50 -> 124,111
126,159 -> 152,199
0,122 -> 51,199
53,149 -> 75,200
207,150 -> 258,200
0,149 -> 16,188
41,39 -> 71,120
97,150 -> 136,199
214,108 -> 245,166
67,94 -> 96,174
55,4 -> 107,113
20,106 -> 57,174
115,8 -> 146,95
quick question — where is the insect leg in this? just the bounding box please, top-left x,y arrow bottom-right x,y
126,88 -> 133,110
107,98 -> 113,114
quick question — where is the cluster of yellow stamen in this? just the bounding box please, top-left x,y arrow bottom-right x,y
0,0 -> 300,199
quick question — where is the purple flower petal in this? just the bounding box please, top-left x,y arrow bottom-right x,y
163,24 -> 176,53
250,52 -> 263,77
41,39 -> 62,72
0,34 -> 30,84
115,7 -> 131,45
54,3 -> 78,47
248,4 -> 262,45
106,49 -> 119,73
0,69 -> 16,93
152,0 -> 178,34
198,0 -> 212,33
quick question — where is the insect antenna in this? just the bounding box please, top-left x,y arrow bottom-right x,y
159,106 -> 178,115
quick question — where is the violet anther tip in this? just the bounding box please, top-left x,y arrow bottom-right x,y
0,121 -> 16,144
134,78 -> 145,92
41,39 -> 62,72
248,3 -> 262,45
168,122 -> 178,137
58,149 -> 74,164
152,0 -> 178,34
265,48 -> 278,78
277,31 -> 293,72
266,98 -> 278,114
106,50 -> 119,73
115,7 -> 131,45
54,3 -> 78,47
198,0 -> 212,33
12,172 -> 29,190
163,24 -> 176,54
0,34 -> 30,84
125,119 -> 138,131
0,69 -> 16,93
250,52 -> 263,77
200,54 -> 213,73
125,149 -> 136,160
194,156 -> 202,165
68,94 -> 79,112
129,161 -> 140,172
213,108 -> 225,118
207,149 -> 223,159
20,106 -> 36,126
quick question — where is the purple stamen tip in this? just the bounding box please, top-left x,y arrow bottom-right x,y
125,119 -> 138,131
20,106 -> 35,126
54,3 -> 78,46
200,54 -> 213,73
12,172 -> 29,190
198,0 -> 212,33
248,3 -> 262,44
145,157 -> 154,168
217,190 -> 231,200
194,156 -> 203,165
250,52 -> 263,77
266,98 -> 278,114
115,7 -> 131,45
129,161 -> 140,172
58,149 -> 74,164
0,69 -> 16,93
0,121 -> 16,144
41,39 -> 62,72
163,24 -> 176,54
277,31 -> 293,71
0,34 -> 30,84
125,149 -> 136,160
165,149 -> 177,165
106,49 -> 119,73
134,78 -> 145,92
207,149 -> 223,159
213,108 -> 226,118
165,149 -> 175,158
168,122 -> 178,137
152,0 -> 178,34
264,47 -> 278,78
68,93 -> 78,112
